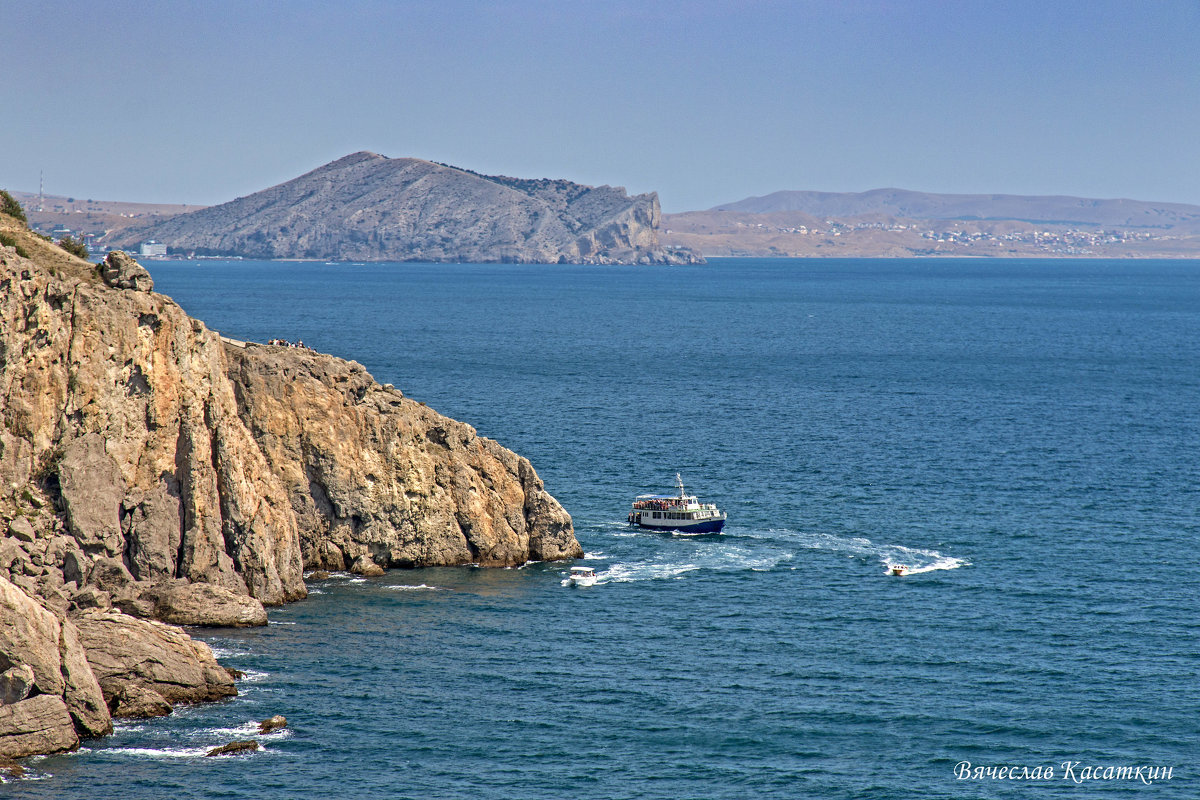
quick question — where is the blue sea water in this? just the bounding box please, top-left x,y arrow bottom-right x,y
10,258 -> 1200,798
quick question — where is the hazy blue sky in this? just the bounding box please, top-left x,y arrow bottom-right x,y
4,0 -> 1198,211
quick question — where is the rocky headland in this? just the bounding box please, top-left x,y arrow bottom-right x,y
107,152 -> 703,265
0,211 -> 580,759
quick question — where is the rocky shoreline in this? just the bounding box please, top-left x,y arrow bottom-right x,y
0,217 -> 581,762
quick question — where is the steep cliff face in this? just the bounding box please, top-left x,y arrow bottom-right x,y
224,343 -> 580,569
0,236 -> 305,606
107,152 -> 703,265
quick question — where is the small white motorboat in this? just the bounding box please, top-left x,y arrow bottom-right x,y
562,566 -> 598,587
887,564 -> 910,577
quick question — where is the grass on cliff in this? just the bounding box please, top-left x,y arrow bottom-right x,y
0,211 -> 103,284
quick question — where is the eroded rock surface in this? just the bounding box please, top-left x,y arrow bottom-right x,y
0,695 -> 78,758
226,344 -> 580,570
0,575 -> 111,752
0,244 -> 305,604
137,580 -> 268,627
110,684 -> 173,719
99,250 -> 154,291
72,609 -> 236,707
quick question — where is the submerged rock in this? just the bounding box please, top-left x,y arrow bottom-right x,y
258,714 -> 286,734
0,755 -> 25,778
349,555 -> 385,577
206,739 -> 259,757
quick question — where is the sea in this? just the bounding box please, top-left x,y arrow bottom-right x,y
8,258 -> 1199,798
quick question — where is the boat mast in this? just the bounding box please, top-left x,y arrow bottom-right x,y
676,472 -> 685,498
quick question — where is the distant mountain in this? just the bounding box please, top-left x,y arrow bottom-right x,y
108,152 -> 701,264
711,188 -> 1200,232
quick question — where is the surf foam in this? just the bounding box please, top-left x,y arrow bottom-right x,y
781,530 -> 968,574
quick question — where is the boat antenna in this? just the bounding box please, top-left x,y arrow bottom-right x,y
676,472 -> 685,497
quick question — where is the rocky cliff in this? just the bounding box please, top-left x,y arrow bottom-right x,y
0,213 -> 579,758
225,344 -> 578,570
108,152 -> 703,265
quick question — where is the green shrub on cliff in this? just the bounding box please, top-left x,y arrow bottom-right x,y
58,234 -> 89,259
0,231 -> 30,258
0,190 -> 27,224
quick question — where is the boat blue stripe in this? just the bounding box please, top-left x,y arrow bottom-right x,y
633,519 -> 725,533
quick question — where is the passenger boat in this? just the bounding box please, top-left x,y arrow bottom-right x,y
627,474 -> 726,534
562,566 -> 598,587
888,564 -> 909,576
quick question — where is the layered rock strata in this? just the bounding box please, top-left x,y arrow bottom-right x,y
0,216 -> 579,758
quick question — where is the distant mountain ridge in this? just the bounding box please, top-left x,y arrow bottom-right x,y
108,152 -> 700,264
660,187 -> 1200,258
712,188 -> 1200,232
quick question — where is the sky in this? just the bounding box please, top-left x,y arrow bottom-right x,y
3,0 -> 1199,212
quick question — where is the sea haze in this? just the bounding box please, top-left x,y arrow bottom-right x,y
13,258 -> 1199,799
